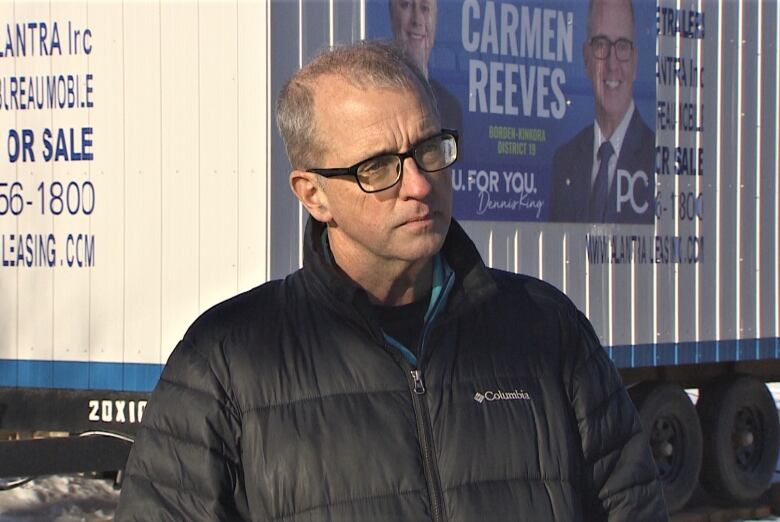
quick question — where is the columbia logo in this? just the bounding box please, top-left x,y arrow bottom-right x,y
473,389 -> 531,403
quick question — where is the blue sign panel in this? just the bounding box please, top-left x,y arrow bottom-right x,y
367,0 -> 656,223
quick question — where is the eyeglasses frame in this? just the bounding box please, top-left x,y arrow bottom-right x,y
588,35 -> 634,62
307,129 -> 459,194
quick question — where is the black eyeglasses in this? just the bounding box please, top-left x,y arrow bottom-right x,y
589,36 -> 634,62
307,129 -> 459,193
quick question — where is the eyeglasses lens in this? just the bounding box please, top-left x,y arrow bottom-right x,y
416,135 -> 456,172
356,156 -> 401,192
355,133 -> 457,192
614,41 -> 631,60
592,37 -> 632,62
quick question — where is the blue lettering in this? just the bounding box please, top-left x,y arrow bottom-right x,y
43,128 -> 53,161
42,127 -> 93,162
7,129 -> 35,163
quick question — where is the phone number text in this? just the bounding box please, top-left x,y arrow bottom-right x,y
0,180 -> 95,216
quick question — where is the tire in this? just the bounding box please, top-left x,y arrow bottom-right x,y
629,382 -> 702,513
697,375 -> 780,504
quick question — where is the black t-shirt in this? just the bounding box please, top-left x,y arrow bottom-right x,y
372,291 -> 431,356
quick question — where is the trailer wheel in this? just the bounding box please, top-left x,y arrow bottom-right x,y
697,376 -> 780,504
629,382 -> 702,513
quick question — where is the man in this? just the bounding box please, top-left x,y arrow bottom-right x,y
116,41 -> 666,521
389,0 -> 462,133
550,0 -> 655,224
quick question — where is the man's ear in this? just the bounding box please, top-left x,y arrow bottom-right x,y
290,170 -> 333,223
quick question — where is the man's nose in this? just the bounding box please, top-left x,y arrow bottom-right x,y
399,158 -> 434,199
411,5 -> 421,25
606,45 -> 620,69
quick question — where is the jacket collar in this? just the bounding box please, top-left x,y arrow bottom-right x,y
301,217 -> 497,322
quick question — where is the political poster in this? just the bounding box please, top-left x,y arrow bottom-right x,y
366,0 -> 656,223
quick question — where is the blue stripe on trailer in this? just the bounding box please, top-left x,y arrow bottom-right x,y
0,360 -> 163,392
610,337 -> 780,368
2,338 -> 779,389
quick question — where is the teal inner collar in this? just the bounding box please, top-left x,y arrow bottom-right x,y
321,227 -> 454,366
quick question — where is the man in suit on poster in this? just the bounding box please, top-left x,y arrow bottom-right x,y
550,0 -> 655,224
389,0 -> 463,133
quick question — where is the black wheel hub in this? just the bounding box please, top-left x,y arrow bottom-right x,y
651,415 -> 684,481
732,406 -> 764,472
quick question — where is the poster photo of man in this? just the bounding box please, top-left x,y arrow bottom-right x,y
386,0 -> 463,133
549,0 -> 655,224
366,0 -> 656,224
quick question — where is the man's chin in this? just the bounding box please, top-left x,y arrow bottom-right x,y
402,41 -> 430,68
395,237 -> 446,264
596,98 -> 631,128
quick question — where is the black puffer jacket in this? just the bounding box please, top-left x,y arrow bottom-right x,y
116,219 -> 667,521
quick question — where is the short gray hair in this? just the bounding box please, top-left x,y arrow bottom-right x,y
276,40 -> 438,170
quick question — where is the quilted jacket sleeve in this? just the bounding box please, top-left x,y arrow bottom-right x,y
566,309 -> 669,522
115,338 -> 249,522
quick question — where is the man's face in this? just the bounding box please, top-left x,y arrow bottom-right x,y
311,76 -> 452,270
583,0 -> 636,134
390,0 -> 437,75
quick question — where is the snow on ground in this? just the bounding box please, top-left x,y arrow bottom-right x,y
0,475 -> 118,522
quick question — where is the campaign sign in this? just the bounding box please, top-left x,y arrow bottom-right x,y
366,0 -> 656,223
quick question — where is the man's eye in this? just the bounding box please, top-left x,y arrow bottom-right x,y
418,145 -> 441,162
359,158 -> 392,176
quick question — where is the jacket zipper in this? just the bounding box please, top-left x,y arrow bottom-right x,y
402,360 -> 445,522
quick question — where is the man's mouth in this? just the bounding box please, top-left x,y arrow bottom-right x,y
407,32 -> 426,41
605,80 -> 622,89
401,211 -> 437,227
